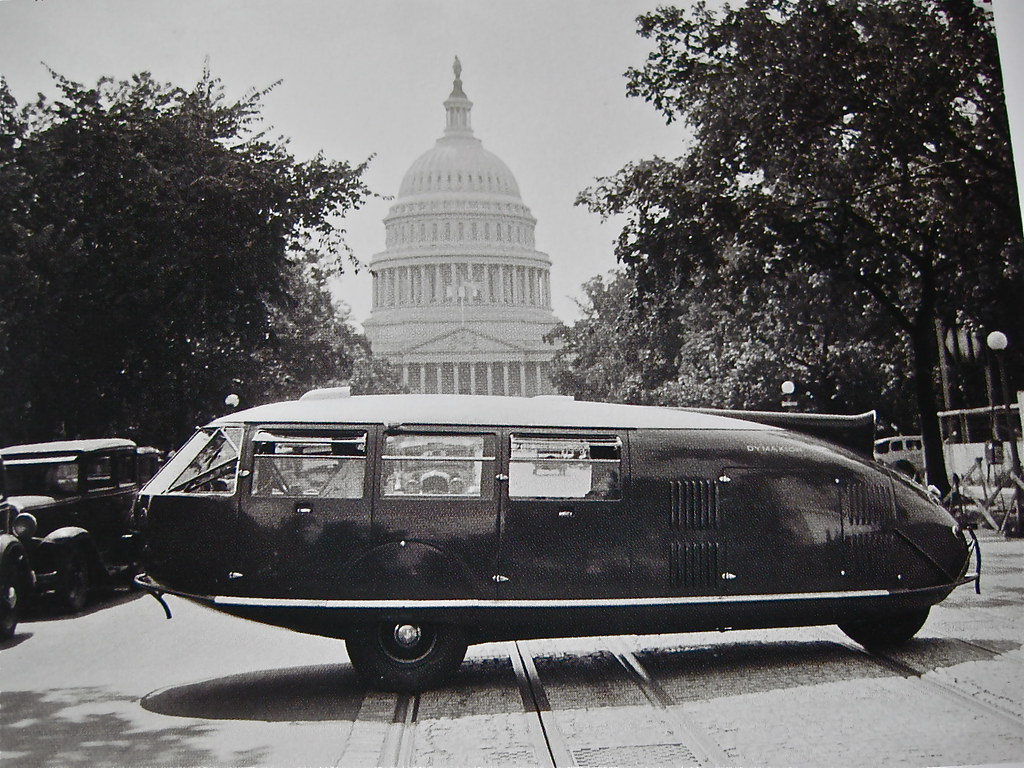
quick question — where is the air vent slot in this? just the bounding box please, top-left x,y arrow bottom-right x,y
671,479 -> 719,530
841,482 -> 895,527
670,541 -> 721,588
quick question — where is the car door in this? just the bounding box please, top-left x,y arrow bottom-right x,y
370,429 -> 500,600
234,427 -> 374,600
497,431 -> 634,599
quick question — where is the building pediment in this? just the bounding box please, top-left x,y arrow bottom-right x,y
400,326 -> 527,356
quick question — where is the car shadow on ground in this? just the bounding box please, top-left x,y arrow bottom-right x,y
141,664 -> 367,722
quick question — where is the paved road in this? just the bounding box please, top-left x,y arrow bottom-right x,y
2,531 -> 1022,767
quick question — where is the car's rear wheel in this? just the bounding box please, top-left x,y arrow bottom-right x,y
838,607 -> 930,650
59,547 -> 90,614
345,621 -> 468,692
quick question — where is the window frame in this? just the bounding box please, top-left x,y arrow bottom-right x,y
508,433 -> 623,501
380,431 -> 497,500
250,429 -> 368,499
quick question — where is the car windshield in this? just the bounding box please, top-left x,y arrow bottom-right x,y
5,457 -> 80,498
142,427 -> 242,496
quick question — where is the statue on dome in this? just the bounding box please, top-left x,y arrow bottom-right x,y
453,56 -> 462,80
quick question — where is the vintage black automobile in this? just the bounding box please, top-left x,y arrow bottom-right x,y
136,393 -> 977,691
2,438 -> 144,612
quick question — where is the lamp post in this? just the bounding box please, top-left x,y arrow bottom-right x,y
986,331 -> 1023,537
781,380 -> 797,411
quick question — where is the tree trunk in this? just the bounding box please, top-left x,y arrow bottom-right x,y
910,317 -> 951,496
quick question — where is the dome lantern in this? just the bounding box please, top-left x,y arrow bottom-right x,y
444,56 -> 473,136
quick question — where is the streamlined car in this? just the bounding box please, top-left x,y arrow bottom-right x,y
135,392 -> 977,691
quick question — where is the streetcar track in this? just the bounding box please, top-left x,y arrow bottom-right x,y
378,692 -> 420,768
825,631 -> 1024,730
607,637 -> 736,767
510,640 -> 576,767
371,629 -> 1021,766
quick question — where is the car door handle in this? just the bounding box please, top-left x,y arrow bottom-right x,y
295,505 -> 313,515
558,509 -> 573,518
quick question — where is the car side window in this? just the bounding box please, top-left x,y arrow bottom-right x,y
84,456 -> 115,490
381,434 -> 495,498
509,435 -> 621,500
251,431 -> 367,498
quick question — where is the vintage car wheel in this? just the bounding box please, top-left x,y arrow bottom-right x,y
838,607 -> 930,650
345,621 -> 468,692
0,549 -> 30,640
59,547 -> 91,614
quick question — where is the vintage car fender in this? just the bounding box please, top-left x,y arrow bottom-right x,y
33,526 -> 101,574
343,540 -> 479,601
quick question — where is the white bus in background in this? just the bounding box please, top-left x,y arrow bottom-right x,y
873,435 -> 925,480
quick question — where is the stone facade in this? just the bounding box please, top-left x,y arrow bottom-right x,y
363,58 -> 559,396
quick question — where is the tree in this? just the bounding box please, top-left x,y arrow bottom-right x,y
581,0 -> 1024,492
0,69 -> 374,447
546,272 -> 682,404
551,266 -> 918,427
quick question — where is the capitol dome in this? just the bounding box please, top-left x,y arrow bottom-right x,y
398,142 -> 521,198
363,58 -> 560,397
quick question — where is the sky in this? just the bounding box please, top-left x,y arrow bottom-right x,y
1,0 -> 1022,329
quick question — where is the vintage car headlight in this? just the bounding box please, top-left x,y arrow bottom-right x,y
12,512 -> 37,539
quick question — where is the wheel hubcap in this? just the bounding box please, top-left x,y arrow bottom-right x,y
394,624 -> 422,648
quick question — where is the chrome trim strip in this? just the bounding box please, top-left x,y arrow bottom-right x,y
213,588 -> 892,610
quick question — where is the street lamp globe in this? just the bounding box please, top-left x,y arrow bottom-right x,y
781,380 -> 796,396
987,331 -> 1008,352
225,393 -> 240,408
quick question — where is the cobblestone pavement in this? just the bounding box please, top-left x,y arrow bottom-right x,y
1,530 -> 1021,767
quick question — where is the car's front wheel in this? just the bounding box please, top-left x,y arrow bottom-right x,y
345,621 -> 468,692
0,548 -> 30,640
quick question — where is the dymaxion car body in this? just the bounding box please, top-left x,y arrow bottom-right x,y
135,391 -> 977,691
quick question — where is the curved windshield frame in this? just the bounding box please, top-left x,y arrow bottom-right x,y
142,426 -> 243,496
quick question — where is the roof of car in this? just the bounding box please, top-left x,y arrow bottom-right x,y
0,438 -> 138,458
210,394 -> 778,432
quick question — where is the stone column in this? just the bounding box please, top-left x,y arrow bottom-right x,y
486,363 -> 494,395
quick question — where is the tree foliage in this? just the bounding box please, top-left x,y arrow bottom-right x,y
0,69 -> 383,447
550,266 -> 917,429
579,0 -> 1023,491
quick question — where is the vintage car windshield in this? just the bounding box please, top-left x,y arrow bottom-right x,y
4,456 -> 80,498
142,427 -> 242,496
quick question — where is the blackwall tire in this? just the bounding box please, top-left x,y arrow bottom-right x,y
838,607 -> 930,650
59,548 -> 90,614
0,551 -> 29,640
345,622 -> 468,692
